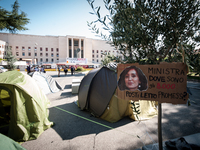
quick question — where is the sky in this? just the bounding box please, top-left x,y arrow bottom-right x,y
0,0 -> 109,39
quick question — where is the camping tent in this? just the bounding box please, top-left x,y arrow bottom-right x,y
29,72 -> 62,94
78,67 -> 158,123
0,70 -> 53,142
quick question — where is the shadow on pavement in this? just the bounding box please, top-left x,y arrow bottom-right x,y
49,102 -> 132,140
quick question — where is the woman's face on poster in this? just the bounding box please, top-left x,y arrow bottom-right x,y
125,69 -> 140,91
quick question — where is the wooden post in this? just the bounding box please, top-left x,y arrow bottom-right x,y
158,102 -> 163,150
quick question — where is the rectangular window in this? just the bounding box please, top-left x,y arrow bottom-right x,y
92,50 -> 94,53
51,53 -> 53,57
46,48 -> 48,51
46,58 -> 48,62
16,52 -> 19,56
46,53 -> 48,57
96,55 -> 98,58
35,53 -> 37,56
56,48 -> 59,52
57,53 -> 59,57
28,52 -> 31,56
40,53 -> 43,56
97,50 -> 98,53
74,40 -> 78,46
40,47 -> 42,51
92,55 -> 94,58
40,58 -> 43,62
35,47 -> 37,51
51,48 -> 53,52
69,39 -> 71,46
69,49 -> 72,58
81,50 -> 83,58
16,46 -> 18,49
51,59 -> 54,62
74,49 -> 77,58
81,40 -> 83,47
28,47 -> 31,51
22,52 -> 25,56
22,46 -> 25,51
97,59 -> 99,62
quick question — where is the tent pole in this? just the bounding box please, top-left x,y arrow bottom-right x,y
158,102 -> 163,150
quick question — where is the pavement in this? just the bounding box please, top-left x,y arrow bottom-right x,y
20,71 -> 200,150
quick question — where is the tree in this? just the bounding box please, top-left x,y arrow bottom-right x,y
0,0 -> 29,70
0,0 -> 29,33
4,46 -> 17,70
87,0 -> 200,67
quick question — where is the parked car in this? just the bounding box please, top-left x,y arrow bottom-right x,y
0,66 -> 8,73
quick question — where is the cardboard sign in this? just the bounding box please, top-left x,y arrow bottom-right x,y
117,62 -> 188,104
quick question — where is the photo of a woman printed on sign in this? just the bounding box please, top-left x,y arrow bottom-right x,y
118,66 -> 148,91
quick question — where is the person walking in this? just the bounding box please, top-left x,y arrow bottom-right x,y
58,66 -> 61,77
71,66 -> 74,75
64,66 -> 68,76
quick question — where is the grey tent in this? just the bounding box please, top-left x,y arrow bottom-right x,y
78,66 -> 158,123
78,67 -> 117,117
30,72 -> 62,94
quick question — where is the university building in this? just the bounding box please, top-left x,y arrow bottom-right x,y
0,33 -> 121,68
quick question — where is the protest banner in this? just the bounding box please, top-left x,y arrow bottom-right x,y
117,62 -> 189,104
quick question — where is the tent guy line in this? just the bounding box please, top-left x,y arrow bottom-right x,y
54,106 -> 141,139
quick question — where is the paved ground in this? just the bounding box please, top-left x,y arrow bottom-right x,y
21,71 -> 200,150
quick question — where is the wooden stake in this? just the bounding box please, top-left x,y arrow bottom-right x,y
158,102 -> 163,150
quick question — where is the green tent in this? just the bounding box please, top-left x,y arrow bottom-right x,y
0,70 -> 53,142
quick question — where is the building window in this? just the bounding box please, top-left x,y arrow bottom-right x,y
35,53 -> 37,56
22,52 -> 25,56
81,50 -> 83,58
22,46 -> 25,51
97,55 -> 98,58
28,47 -> 31,51
81,40 -> 83,47
97,50 -> 98,53
74,40 -> 78,46
51,59 -> 54,62
16,52 -> 19,56
101,50 -> 103,53
56,48 -> 59,52
46,48 -> 48,51
35,47 -> 37,51
57,53 -> 59,57
16,46 -> 18,50
92,50 -> 94,53
69,39 -> 71,46
97,59 -> 99,62
46,58 -> 48,62
51,48 -> 53,52
46,53 -> 48,57
69,49 -> 71,58
40,53 -> 43,56
92,59 -> 94,62
40,47 -> 42,51
28,52 -> 31,56
101,55 -> 102,58
51,53 -> 53,57
74,49 -> 77,58
40,58 -> 43,62
92,55 -> 94,58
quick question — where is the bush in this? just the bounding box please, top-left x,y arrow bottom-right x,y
76,67 -> 85,71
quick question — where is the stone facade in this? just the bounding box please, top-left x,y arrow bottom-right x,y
0,33 -> 120,67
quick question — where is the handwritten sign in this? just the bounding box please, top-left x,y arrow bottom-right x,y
117,62 -> 188,104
